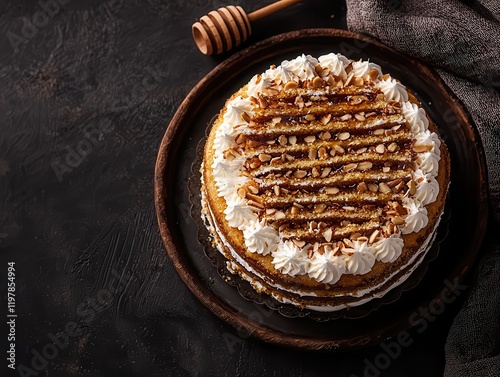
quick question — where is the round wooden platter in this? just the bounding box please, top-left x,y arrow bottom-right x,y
154,29 -> 489,350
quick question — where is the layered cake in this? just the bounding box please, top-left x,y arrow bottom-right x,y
201,53 -> 450,312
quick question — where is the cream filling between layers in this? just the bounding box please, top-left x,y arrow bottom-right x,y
210,53 -> 443,284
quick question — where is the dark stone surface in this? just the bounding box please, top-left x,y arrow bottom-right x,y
0,1 -> 471,376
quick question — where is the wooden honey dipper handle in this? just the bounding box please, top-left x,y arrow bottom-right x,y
192,0 -> 303,55
248,0 -> 303,22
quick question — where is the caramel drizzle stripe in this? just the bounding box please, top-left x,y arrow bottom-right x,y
280,220 -> 381,242
257,170 -> 411,189
245,131 -> 412,157
251,101 -> 391,122
243,114 -> 404,136
262,192 -> 402,206
258,86 -> 379,100
251,151 -> 411,177
263,208 -> 383,224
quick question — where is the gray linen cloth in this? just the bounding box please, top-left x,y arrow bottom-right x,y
345,0 -> 500,375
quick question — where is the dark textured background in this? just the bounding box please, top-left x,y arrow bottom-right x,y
0,1 -> 480,376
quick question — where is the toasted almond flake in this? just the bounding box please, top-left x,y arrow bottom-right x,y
305,114 -> 316,121
278,135 -> 288,146
284,153 -> 294,161
248,185 -> 259,194
392,124 -> 402,131
291,206 -> 300,215
323,228 -> 333,242
394,181 -> 406,193
344,72 -> 354,86
368,183 -> 378,193
388,178 -> 402,188
344,163 -> 358,172
274,211 -> 286,220
308,148 -> 317,160
365,111 -> 377,118
285,81 -> 298,90
379,182 -> 392,193
258,97 -> 268,109
334,145 -> 345,154
340,114 -> 352,121
293,202 -> 305,209
373,128 -> 385,136
311,76 -> 324,88
314,203 -> 327,213
352,77 -> 364,87
368,69 -> 379,81
235,134 -> 246,144
376,144 -> 386,154
318,146 -> 328,159
388,142 -> 399,152
237,188 -> 246,198
312,167 -> 320,177
408,180 -> 417,195
258,153 -> 271,162
248,200 -> 264,209
293,239 -> 306,248
392,216 -> 405,225
273,185 -> 280,196
343,206 -> 355,211
288,135 -> 297,145
294,170 -> 307,179
354,113 -> 366,121
382,166 -> 391,173
325,187 -> 340,194
357,182 -> 368,192
241,112 -> 251,123
321,114 -> 332,125
338,132 -> 350,141
357,147 -> 368,154
304,135 -> 316,143
369,229 -> 380,244
265,208 -> 277,215
321,167 -> 332,178
358,161 -> 373,170
320,131 -> 331,140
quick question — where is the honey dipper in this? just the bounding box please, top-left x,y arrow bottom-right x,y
192,0 -> 303,55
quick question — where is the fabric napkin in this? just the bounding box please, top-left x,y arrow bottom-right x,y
344,0 -> 500,375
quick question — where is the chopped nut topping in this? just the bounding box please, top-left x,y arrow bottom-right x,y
305,114 -> 316,121
379,182 -> 392,193
308,148 -> 317,160
340,114 -> 352,121
334,145 -> 345,154
274,211 -> 286,220
325,187 -> 339,194
294,170 -> 307,178
304,135 -> 316,143
373,128 -> 385,136
237,188 -> 246,198
320,131 -> 331,140
321,114 -> 332,125
258,153 -> 271,162
314,203 -> 327,213
285,81 -> 298,90
382,166 -> 391,173
293,239 -> 306,248
278,135 -> 288,146
321,167 -> 332,178
344,163 -> 358,172
388,142 -> 399,152
355,113 -> 366,121
376,144 -> 386,154
358,161 -> 373,170
338,132 -> 351,141
288,135 -> 297,145
369,229 -> 380,244
392,216 -> 405,225
323,228 -> 333,242
357,182 -> 368,192
368,183 -> 379,193
258,97 -> 268,109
